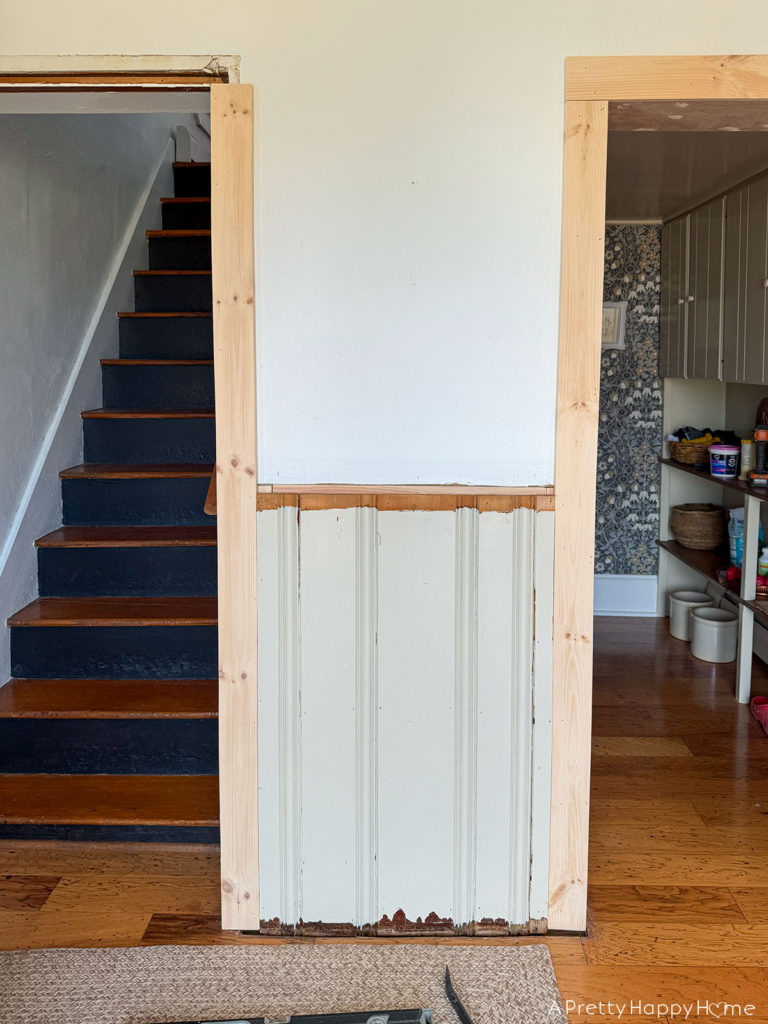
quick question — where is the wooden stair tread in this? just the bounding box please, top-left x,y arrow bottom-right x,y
0,678 -> 217,719
133,270 -> 211,277
60,463 -> 213,480
82,408 -> 214,419
8,597 -> 218,627
0,774 -> 219,825
161,197 -> 210,204
146,230 -> 211,237
36,526 -> 217,548
117,312 -> 212,318
100,359 -> 213,366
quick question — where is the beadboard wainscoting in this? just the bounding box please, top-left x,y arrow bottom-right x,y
254,500 -> 554,933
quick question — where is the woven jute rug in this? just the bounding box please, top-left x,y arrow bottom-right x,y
0,943 -> 567,1024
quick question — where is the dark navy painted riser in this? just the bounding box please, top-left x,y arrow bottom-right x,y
134,275 -> 212,313
0,824 -> 220,843
11,625 -> 217,679
162,202 -> 211,230
83,417 -> 215,464
38,547 -> 217,598
62,477 -> 211,526
0,718 -> 217,774
102,364 -> 214,410
119,317 -> 213,360
173,165 -> 211,197
149,236 -> 211,270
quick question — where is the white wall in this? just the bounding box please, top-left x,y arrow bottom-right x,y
5,5 -> 768,487
0,113 -> 206,679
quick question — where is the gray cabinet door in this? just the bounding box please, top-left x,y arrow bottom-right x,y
723,175 -> 768,383
723,183 -> 746,381
660,216 -> 688,378
686,197 -> 725,380
745,175 -> 768,383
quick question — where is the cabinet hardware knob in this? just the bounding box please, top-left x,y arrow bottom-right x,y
677,298 -> 685,305
687,295 -> 695,302
763,279 -> 768,289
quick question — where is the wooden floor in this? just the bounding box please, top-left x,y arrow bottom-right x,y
2,617 -> 768,1021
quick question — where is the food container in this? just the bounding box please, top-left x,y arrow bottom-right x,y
709,444 -> 740,480
690,606 -> 738,663
669,590 -> 715,641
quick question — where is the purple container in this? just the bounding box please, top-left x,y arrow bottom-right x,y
709,444 -> 740,480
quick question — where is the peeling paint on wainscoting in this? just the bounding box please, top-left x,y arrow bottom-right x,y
256,503 -> 554,931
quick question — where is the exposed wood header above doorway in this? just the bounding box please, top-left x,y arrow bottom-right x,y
0,55 -> 240,89
567,55 -> 768,101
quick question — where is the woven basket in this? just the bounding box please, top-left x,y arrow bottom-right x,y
670,503 -> 725,551
669,440 -> 711,467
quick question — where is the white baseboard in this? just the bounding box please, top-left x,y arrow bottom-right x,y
594,574 -> 659,617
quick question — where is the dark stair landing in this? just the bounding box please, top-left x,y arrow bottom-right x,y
0,160 -> 220,842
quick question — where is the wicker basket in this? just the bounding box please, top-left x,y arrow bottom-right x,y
670,503 -> 725,551
669,440 -> 711,467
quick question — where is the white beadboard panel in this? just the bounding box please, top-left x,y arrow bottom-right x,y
355,506 -> 379,926
299,508 -> 359,923
256,505 -> 552,929
475,510 -> 515,922
376,511 -> 457,921
509,509 -> 535,925
255,507 -> 281,923
453,508 -> 479,926
530,510 -> 554,923
277,503 -> 302,924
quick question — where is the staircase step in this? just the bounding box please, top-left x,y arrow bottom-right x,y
0,678 -> 217,718
147,231 -> 211,271
82,408 -> 215,418
37,531 -> 217,597
134,271 -> 212,313
173,162 -> 211,198
118,313 -> 213,360
83,408 -> 215,462
8,597 -> 217,627
60,463 -> 212,479
0,774 -> 219,824
11,624 -> 217,680
0,719 -> 218,774
161,197 -> 211,230
101,359 -> 213,365
101,360 -> 214,411
61,467 -> 212,527
9,598 -> 217,680
36,526 -> 217,547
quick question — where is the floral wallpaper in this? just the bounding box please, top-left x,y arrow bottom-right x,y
595,225 -> 663,576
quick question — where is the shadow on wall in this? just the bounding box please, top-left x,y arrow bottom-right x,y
595,224 -> 663,576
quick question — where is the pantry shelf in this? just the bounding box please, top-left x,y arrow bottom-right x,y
659,457 -> 768,502
657,539 -> 768,629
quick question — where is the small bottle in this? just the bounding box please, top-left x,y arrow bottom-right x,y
740,439 -> 755,481
759,547 -> 768,576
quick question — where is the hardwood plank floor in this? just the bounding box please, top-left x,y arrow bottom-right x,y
0,618 -> 767,1016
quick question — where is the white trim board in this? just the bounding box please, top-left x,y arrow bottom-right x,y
594,574 -> 659,617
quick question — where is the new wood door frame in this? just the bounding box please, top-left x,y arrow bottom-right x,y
552,55 -> 768,932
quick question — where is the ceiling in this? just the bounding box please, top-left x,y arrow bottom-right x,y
606,101 -> 768,222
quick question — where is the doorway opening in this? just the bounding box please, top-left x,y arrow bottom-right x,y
553,54 -> 768,936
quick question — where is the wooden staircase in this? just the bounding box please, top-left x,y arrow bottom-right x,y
0,162 -> 221,842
